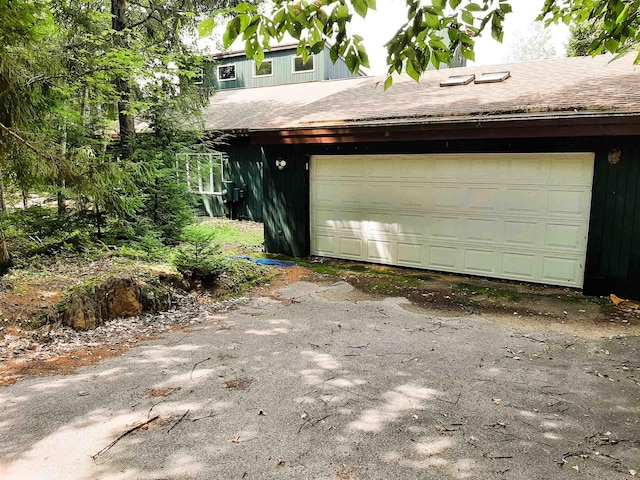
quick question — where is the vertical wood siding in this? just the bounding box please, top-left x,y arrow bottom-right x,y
584,144 -> 640,298
223,139 -> 264,221
262,147 -> 309,257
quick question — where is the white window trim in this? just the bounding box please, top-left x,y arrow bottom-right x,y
253,59 -> 273,78
179,153 -> 225,195
217,63 -> 237,82
291,55 -> 315,74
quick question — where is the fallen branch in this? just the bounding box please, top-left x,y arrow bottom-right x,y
167,410 -> 190,433
190,357 -> 212,380
92,416 -> 159,460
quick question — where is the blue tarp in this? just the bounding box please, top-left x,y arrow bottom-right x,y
233,256 -> 297,267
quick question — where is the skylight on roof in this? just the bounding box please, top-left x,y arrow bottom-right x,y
440,74 -> 475,87
474,71 -> 510,84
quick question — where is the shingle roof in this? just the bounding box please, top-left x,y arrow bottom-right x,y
202,54 -> 640,133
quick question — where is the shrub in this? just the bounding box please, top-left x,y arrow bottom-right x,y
173,225 -> 224,285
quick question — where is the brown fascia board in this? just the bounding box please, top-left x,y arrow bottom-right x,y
249,113 -> 640,145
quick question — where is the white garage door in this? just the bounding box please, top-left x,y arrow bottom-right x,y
310,153 -> 595,287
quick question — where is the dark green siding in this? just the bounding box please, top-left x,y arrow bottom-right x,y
262,146 -> 309,257
584,143 -> 640,298
223,139 -> 264,221
261,136 -> 640,297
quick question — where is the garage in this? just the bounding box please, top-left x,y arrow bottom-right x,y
310,153 -> 595,287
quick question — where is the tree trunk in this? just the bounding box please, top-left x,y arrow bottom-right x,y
95,203 -> 102,239
0,220 -> 12,273
0,167 -> 5,212
58,120 -> 67,216
21,186 -> 27,208
111,0 -> 135,157
57,185 -> 66,216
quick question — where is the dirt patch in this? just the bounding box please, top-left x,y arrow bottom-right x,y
0,346 -> 127,386
224,378 -> 252,390
144,387 -> 181,398
306,258 -> 640,339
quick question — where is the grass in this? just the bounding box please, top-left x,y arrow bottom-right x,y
195,218 -> 264,251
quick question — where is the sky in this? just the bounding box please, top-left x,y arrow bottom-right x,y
350,0 -> 570,74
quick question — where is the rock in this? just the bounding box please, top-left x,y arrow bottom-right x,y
96,274 -> 143,319
60,274 -> 174,331
62,290 -> 100,331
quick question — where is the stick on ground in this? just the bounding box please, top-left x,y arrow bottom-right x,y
92,416 -> 160,460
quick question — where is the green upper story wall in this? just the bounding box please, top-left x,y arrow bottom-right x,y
202,45 -> 365,90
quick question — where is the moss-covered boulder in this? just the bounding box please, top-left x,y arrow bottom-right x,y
60,274 -> 174,331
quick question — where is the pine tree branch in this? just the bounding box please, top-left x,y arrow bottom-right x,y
0,122 -> 55,162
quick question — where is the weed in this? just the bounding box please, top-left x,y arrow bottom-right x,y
216,258 -> 271,294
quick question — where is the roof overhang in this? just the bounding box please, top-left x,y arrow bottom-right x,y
249,113 -> 640,145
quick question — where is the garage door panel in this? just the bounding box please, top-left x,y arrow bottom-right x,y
545,224 -> 584,249
397,215 -> 425,236
505,189 -> 541,214
368,160 -> 396,179
398,242 -> 423,265
502,252 -> 536,279
398,185 -> 427,208
364,215 -> 394,234
313,235 -> 336,254
547,190 -> 588,216
468,187 -> 502,211
428,216 -> 458,240
340,215 -> 362,234
431,158 -> 465,179
367,240 -> 393,262
398,158 -> 429,179
430,246 -> 459,269
468,158 -> 500,179
339,237 -> 363,257
312,182 -> 336,204
311,153 -> 594,287
508,158 -> 542,179
338,183 -> 363,204
360,184 -> 394,207
542,256 -> 580,284
550,154 -> 593,180
464,249 -> 497,274
426,187 -> 463,209
466,219 -> 499,243
503,221 -> 538,247
312,208 -> 337,229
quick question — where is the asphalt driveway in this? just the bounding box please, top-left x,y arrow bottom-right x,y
1,280 -> 639,479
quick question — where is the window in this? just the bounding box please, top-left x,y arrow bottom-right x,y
217,64 -> 236,81
177,153 -> 224,195
254,60 -> 273,77
292,55 -> 314,73
194,67 -> 204,85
